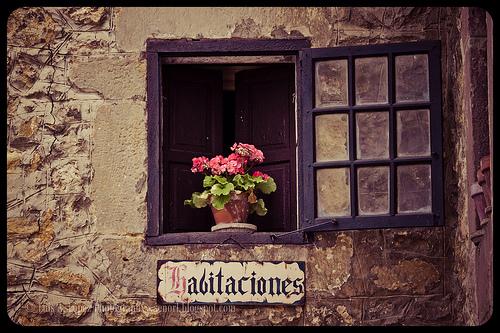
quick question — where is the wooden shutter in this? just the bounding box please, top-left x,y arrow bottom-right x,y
163,66 -> 223,232
299,41 -> 443,231
235,64 -> 296,232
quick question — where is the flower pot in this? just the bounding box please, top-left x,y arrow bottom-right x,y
210,192 -> 256,231
210,191 -> 249,224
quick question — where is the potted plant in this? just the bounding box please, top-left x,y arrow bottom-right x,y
184,143 -> 277,232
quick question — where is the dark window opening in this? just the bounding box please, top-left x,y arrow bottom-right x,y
222,90 -> 235,156
162,63 -> 297,234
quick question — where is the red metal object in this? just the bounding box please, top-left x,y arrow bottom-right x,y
211,192 -> 250,225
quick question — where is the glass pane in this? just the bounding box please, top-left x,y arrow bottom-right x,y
358,166 -> 390,215
355,57 -> 388,105
396,54 -> 429,102
315,59 -> 348,108
397,165 -> 432,213
397,109 -> 431,157
315,114 -> 349,161
316,168 -> 351,217
356,112 -> 389,159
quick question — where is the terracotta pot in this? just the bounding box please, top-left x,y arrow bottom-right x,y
210,192 -> 249,225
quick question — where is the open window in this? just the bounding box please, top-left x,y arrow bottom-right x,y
146,39 -> 443,245
163,63 -> 296,234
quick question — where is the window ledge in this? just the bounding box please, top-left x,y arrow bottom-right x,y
145,232 -> 307,246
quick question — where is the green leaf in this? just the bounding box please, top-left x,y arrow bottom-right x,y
203,176 -> 216,188
214,175 -> 228,184
184,199 -> 194,207
210,182 -> 235,196
256,177 -> 277,194
250,199 -> 267,216
232,174 -> 244,188
184,191 -> 210,208
234,173 -> 255,191
211,194 -> 230,210
192,191 -> 210,208
252,175 -> 265,184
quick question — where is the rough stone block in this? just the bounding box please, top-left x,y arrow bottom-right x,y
38,268 -> 93,297
335,7 -> 440,31
7,262 -> 34,288
306,233 -> 355,297
8,48 -> 68,85
9,114 -> 43,152
362,295 -> 452,325
367,257 -> 442,296
9,293 -> 93,325
7,95 -> 48,119
59,31 -> 112,55
49,158 -> 92,195
8,53 -> 44,93
349,230 -> 386,296
305,295 -> 362,326
100,237 -> 156,298
7,172 -> 23,203
42,100 -> 99,125
40,122 -> 92,158
99,299 -> 161,325
384,228 -> 444,257
161,304 -> 303,326
7,7 -> 62,48
50,193 -> 94,238
7,216 -> 39,240
9,209 -> 56,263
60,7 -> 111,31
67,54 -> 146,100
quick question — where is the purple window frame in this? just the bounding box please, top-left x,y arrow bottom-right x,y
145,39 -> 444,246
299,40 -> 444,232
145,38 -> 310,245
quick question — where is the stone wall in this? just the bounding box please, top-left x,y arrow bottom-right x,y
6,7 -> 477,325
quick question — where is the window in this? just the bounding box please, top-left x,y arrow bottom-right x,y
299,41 -> 443,232
146,39 -> 443,245
162,63 -> 296,234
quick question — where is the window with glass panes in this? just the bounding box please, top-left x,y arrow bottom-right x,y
299,41 -> 443,231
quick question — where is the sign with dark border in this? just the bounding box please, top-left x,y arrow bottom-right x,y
157,260 -> 305,305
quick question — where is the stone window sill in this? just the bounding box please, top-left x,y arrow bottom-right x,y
145,231 -> 307,246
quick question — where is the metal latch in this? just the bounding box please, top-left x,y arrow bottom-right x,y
270,219 -> 337,241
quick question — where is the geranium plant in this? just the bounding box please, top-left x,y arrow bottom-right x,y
184,143 -> 277,216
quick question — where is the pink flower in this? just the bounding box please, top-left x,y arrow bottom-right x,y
252,171 -> 270,180
231,143 -> 265,163
208,155 -> 227,175
191,156 -> 209,173
250,148 -> 264,163
226,153 -> 246,175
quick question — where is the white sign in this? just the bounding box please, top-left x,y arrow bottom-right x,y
157,260 -> 305,305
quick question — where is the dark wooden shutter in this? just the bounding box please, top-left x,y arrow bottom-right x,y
299,41 -> 443,232
235,64 -> 296,232
163,66 -> 223,232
